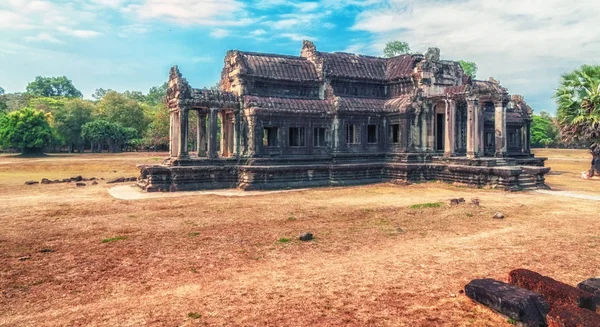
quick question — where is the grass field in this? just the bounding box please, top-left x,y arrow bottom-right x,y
0,150 -> 598,326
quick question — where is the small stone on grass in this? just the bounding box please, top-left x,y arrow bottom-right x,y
299,233 -> 313,241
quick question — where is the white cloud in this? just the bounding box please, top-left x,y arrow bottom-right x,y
118,24 -> 151,38
57,26 -> 102,38
210,29 -> 230,38
24,32 -> 63,44
280,33 -> 316,42
352,0 -> 600,109
90,0 -> 124,7
251,29 -> 267,36
127,0 -> 253,26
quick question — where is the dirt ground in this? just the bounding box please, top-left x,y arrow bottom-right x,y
0,150 -> 598,326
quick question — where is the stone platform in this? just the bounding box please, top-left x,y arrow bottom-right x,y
137,156 -> 550,192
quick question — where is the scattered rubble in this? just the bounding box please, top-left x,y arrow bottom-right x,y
508,269 -> 596,311
107,177 -> 138,184
299,233 -> 313,241
465,278 -> 549,327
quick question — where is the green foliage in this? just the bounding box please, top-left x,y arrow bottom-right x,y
555,64 -> 600,153
82,119 -> 138,153
278,237 -> 291,243
53,99 -> 95,151
0,107 -> 53,154
28,96 -> 66,113
26,76 -> 83,98
91,88 -> 113,100
409,202 -> 443,209
187,312 -> 202,319
458,60 -> 478,78
96,91 -> 150,137
383,41 -> 411,57
145,82 -> 168,105
143,104 -> 170,149
531,112 -> 560,148
1,93 -> 31,112
101,236 -> 128,243
0,87 -> 4,95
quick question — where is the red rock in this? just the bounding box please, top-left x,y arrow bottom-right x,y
547,305 -> 600,327
508,269 -> 596,310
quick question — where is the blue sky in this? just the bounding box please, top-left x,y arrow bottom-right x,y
1,0 -> 600,114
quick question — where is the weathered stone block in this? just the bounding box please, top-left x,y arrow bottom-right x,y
547,305 -> 600,327
577,278 -> 600,306
508,269 -> 596,311
25,180 -> 39,185
465,278 -> 549,326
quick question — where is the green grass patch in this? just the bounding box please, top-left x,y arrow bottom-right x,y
466,213 -> 474,218
409,202 -> 443,209
188,232 -> 200,237
187,312 -> 202,319
101,236 -> 128,243
278,237 -> 291,243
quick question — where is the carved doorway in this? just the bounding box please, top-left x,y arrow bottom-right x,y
434,103 -> 445,152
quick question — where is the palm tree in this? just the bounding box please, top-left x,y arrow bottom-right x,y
555,65 -> 600,176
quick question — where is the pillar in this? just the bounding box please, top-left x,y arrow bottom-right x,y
478,103 -> 485,155
494,101 -> 507,157
420,111 -> 429,151
444,99 -> 456,157
178,108 -> 189,159
207,108 -> 218,159
196,111 -> 207,157
523,121 -> 531,154
169,110 -> 177,157
466,99 -> 476,158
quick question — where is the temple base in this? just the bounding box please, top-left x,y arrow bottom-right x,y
137,156 -> 550,192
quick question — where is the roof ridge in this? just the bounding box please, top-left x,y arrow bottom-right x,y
237,51 -> 306,60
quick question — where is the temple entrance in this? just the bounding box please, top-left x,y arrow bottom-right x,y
454,101 -> 467,156
436,113 -> 444,151
220,111 -> 235,158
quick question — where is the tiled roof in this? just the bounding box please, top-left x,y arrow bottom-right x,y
444,85 -> 469,95
335,95 -> 414,113
242,95 -> 332,114
386,55 -> 417,80
187,88 -> 239,109
320,52 -> 387,81
473,80 -> 507,95
238,52 -> 319,82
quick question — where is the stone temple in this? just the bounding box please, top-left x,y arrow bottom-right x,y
137,41 -> 550,192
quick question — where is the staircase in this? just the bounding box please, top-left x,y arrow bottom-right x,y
518,174 -> 538,190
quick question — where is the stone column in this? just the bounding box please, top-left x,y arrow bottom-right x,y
207,108 -> 218,159
420,111 -> 428,151
466,99 -> 476,158
178,108 -> 189,159
444,99 -> 456,157
478,104 -> 485,155
524,121 -> 531,154
196,111 -> 207,157
494,101 -> 507,157
169,110 -> 177,157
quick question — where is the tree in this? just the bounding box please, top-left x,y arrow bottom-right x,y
458,60 -> 478,79
96,91 -> 150,136
555,64 -> 600,176
81,120 -> 137,153
145,82 -> 168,105
143,104 -> 170,150
26,76 -> 83,98
122,90 -> 146,103
531,112 -> 559,148
383,41 -> 411,57
0,87 -> 4,95
53,99 -> 95,152
0,107 -> 53,154
92,88 -> 113,101
0,87 -> 6,113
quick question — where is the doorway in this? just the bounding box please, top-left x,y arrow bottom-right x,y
436,113 -> 445,152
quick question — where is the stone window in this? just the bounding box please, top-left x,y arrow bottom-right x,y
485,132 -> 494,147
345,124 -> 359,144
289,127 -> 305,147
509,130 -> 520,148
313,127 -> 327,147
367,125 -> 378,143
263,127 -> 279,147
390,124 -> 400,143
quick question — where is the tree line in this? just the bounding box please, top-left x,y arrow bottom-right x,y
0,77 -> 170,154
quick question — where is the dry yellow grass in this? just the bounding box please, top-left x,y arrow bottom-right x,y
0,151 -> 598,326
533,148 -> 600,195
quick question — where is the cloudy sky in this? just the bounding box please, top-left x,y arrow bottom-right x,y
1,0 -> 599,113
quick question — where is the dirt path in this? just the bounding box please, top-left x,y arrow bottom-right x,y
535,189 -> 600,201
